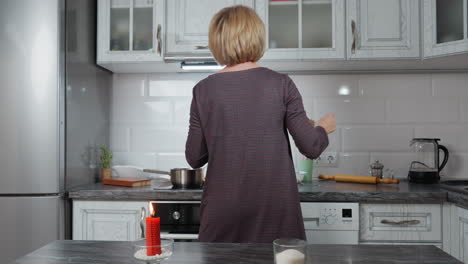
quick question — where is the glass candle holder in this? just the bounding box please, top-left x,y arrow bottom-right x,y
273,238 -> 307,264
133,239 -> 174,264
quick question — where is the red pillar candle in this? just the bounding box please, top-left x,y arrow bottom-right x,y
146,202 -> 161,256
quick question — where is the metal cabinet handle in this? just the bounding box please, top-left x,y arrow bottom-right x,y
140,207 -> 146,238
194,45 -> 209,50
381,219 -> 420,226
351,20 -> 356,54
156,24 -> 162,56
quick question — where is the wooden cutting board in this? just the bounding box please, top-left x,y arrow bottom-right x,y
102,177 -> 152,187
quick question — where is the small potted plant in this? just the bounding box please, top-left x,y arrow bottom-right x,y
99,145 -> 113,180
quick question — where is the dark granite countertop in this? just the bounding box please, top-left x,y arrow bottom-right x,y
68,182 -> 204,200
69,179 -> 450,203
12,240 -> 461,264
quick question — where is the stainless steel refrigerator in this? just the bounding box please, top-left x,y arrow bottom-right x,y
0,0 -> 111,262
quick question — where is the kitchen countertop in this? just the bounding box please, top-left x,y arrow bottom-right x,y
12,240 -> 461,264
69,179 -> 449,203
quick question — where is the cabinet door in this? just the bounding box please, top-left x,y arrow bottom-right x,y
257,0 -> 345,60
97,0 -> 164,64
165,0 -> 254,57
347,0 -> 420,59
73,201 -> 147,241
451,205 -> 468,262
423,0 -> 468,58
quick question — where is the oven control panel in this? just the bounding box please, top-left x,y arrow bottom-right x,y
301,203 -> 359,230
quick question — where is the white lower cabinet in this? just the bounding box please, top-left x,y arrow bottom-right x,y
450,205 -> 468,263
73,201 -> 147,241
360,204 -> 442,243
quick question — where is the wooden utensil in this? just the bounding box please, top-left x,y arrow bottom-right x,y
319,174 -> 399,184
102,177 -> 152,187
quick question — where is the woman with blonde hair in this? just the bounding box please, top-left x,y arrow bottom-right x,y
186,5 -> 336,243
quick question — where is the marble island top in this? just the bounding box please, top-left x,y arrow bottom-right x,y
68,179 -> 457,204
12,240 -> 461,264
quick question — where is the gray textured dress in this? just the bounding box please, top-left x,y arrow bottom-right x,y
185,67 -> 329,243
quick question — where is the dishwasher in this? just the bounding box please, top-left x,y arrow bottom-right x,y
301,203 -> 359,244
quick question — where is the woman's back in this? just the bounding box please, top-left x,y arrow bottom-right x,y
186,67 -> 329,242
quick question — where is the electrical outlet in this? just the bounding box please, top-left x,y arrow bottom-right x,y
314,152 -> 338,167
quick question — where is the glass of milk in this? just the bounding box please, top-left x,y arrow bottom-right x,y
273,238 -> 307,264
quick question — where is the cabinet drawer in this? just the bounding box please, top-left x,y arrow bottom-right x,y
360,204 -> 441,242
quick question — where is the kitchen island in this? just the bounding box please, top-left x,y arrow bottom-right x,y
12,240 -> 462,264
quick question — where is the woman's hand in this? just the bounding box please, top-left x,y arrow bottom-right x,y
317,114 -> 336,134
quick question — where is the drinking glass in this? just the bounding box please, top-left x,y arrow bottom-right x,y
273,238 -> 307,264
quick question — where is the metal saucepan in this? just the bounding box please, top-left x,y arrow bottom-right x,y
143,168 -> 204,189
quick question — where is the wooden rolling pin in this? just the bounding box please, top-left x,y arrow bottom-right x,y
319,174 -> 399,184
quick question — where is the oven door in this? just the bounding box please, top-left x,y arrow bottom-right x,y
154,201 -> 200,242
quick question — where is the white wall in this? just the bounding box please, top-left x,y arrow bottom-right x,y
110,72 -> 468,180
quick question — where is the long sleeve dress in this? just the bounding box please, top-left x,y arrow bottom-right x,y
185,67 -> 329,243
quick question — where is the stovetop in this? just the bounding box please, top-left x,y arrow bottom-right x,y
440,180 -> 468,195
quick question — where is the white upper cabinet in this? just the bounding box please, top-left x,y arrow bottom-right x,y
423,0 -> 468,58
256,0 -> 345,60
97,0 -> 165,64
346,0 -> 420,59
165,0 -> 255,58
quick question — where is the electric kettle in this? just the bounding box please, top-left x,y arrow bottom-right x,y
408,138 -> 449,184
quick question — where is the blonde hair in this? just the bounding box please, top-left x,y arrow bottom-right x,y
208,5 -> 266,66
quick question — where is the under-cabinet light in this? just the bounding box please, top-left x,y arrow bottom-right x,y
181,61 -> 224,71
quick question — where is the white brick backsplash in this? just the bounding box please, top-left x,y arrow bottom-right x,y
112,74 -> 146,100
112,99 -> 173,124
386,97 -> 459,123
110,127 -> 130,152
302,98 -> 314,118
131,128 -> 188,153
462,99 -> 468,123
111,72 -> 468,179
148,73 -> 207,97
415,125 -> 468,152
113,152 -> 157,169
359,74 -> 432,97
174,99 -> 192,126
432,73 -> 468,97
156,152 -> 191,171
325,128 -> 340,153
148,80 -> 195,97
342,126 -> 414,152
443,154 -> 468,179
290,75 -> 360,97
314,98 -> 385,124
143,100 -> 173,124
315,153 -> 370,177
